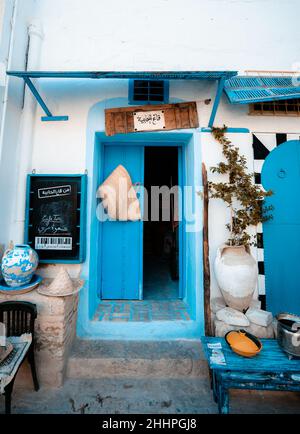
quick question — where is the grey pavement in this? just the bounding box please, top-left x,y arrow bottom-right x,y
2,377 -> 300,414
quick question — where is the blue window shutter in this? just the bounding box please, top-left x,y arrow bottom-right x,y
224,76 -> 300,104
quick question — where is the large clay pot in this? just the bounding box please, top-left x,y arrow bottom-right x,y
1,244 -> 39,287
214,245 -> 257,312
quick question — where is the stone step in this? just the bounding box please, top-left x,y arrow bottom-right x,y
66,339 -> 209,379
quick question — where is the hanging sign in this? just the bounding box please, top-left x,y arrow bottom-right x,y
25,175 -> 87,263
133,110 -> 165,131
105,101 -> 199,136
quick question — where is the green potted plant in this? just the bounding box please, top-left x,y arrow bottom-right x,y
209,126 -> 273,311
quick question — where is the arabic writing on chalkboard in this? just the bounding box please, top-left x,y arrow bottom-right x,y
37,201 -> 72,236
38,185 -> 71,199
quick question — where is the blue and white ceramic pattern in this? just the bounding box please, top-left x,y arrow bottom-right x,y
0,244 -> 4,280
1,244 -> 39,287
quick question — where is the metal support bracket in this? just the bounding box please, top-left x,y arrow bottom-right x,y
208,76 -> 226,128
24,77 -> 69,121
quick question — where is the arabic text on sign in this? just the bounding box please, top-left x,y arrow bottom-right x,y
38,185 -> 71,199
133,110 -> 165,131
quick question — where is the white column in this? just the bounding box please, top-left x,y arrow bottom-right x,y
11,19 -> 44,244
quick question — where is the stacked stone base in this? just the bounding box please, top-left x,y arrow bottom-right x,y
0,281 -> 78,387
211,296 -> 275,339
214,319 -> 274,338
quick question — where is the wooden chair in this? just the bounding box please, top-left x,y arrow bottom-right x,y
0,301 -> 39,414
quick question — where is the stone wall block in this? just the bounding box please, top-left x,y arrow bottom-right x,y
214,319 -> 274,338
0,289 -> 79,388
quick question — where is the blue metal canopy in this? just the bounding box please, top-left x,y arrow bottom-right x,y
224,76 -> 300,104
7,70 -> 237,80
6,70 -> 237,124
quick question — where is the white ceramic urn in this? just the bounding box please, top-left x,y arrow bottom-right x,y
214,245 -> 257,312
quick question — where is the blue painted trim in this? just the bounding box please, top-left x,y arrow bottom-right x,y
24,77 -> 52,116
178,146 -> 184,299
23,77 -> 68,121
41,116 -> 69,122
139,148 -> 145,300
103,140 -> 189,147
77,319 -> 203,341
226,92 -> 300,104
79,174 -> 88,263
26,173 -> 85,177
208,76 -> 226,128
128,79 -> 134,104
201,127 -> 250,133
100,131 -> 194,143
8,70 -> 238,80
37,259 -> 84,264
25,174 -> 87,264
96,143 -> 104,299
24,175 -> 31,249
128,79 -> 169,105
98,139 -> 185,302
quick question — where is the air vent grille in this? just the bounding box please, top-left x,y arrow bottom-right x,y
130,80 -> 169,104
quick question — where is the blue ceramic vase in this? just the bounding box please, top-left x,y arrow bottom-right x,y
1,244 -> 39,287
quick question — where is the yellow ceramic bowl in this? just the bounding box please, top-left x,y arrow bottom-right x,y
225,330 -> 262,358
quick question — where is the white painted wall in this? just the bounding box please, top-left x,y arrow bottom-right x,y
0,0 -> 38,246
30,80 -> 300,177
0,1 -> 5,29
0,0 -> 14,138
34,0 -> 300,72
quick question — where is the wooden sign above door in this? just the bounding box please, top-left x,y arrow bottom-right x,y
105,101 -> 199,136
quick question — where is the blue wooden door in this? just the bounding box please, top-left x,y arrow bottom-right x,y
101,145 -> 144,300
261,140 -> 300,315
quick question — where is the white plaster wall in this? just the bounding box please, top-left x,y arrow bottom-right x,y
31,80 -> 300,178
0,0 -> 8,49
0,1 -> 4,20
0,0 -> 38,246
34,0 -> 300,72
31,79 -> 129,173
0,0 -> 13,142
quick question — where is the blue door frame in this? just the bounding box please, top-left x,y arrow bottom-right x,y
79,118 -> 203,338
97,139 -> 185,301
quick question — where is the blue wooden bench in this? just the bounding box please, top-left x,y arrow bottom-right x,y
201,336 -> 300,414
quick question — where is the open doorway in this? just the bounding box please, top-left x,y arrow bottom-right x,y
143,146 -> 180,300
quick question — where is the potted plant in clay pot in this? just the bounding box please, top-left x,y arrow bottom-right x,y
209,126 -> 273,312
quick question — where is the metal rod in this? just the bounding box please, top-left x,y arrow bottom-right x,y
208,76 -> 226,128
24,77 -> 52,117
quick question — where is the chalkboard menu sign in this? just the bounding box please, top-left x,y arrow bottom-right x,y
25,175 -> 87,263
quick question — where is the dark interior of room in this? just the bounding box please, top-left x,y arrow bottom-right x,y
143,146 -> 180,300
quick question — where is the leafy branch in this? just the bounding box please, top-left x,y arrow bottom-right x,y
209,126 -> 273,246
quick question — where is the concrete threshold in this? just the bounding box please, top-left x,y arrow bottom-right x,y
67,339 -> 208,379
